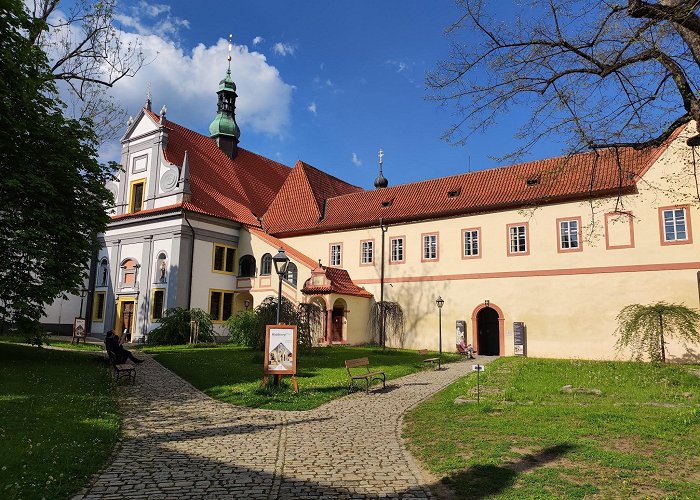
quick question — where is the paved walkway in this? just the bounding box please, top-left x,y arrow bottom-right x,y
75,355 -> 491,499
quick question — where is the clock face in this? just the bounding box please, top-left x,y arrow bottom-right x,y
160,168 -> 178,192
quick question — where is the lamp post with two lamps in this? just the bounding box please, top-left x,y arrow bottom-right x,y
272,248 -> 290,324
436,296 -> 444,369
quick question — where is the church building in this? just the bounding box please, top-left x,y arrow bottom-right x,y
42,60 -> 700,361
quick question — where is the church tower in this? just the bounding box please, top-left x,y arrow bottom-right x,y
209,35 -> 241,159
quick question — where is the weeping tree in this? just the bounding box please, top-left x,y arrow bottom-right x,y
615,301 -> 700,362
298,302 -> 323,347
369,301 -> 406,347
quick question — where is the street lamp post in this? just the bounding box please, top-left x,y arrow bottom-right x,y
436,296 -> 444,369
79,288 -> 90,318
272,248 -> 290,324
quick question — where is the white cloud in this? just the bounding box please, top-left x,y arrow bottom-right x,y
273,42 -> 296,56
325,79 -> 333,87
109,35 -> 294,139
252,36 -> 264,46
307,102 -> 317,115
386,59 -> 408,72
113,1 -> 189,39
351,152 -> 362,167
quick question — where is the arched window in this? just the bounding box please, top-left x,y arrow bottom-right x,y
156,252 -> 167,283
238,255 -> 256,278
98,258 -> 109,287
284,262 -> 298,287
120,258 -> 139,288
260,253 -> 272,275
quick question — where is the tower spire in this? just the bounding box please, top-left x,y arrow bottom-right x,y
374,147 -> 388,189
209,34 -> 241,159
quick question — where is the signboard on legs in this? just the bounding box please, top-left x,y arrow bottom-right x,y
263,324 -> 298,392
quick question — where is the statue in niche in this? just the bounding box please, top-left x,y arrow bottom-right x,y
159,260 -> 167,283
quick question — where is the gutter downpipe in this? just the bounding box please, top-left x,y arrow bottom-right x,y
379,218 -> 388,349
183,211 -> 195,309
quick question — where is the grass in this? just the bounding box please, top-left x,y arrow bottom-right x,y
0,343 -> 120,500
404,357 -> 700,499
0,335 -> 103,352
141,343 -> 460,411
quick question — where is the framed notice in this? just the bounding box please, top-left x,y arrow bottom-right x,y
73,317 -> 86,344
264,324 -> 297,376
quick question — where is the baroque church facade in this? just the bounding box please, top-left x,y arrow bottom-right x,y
42,65 -> 700,361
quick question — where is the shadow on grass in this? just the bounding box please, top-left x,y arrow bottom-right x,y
441,444 -> 576,499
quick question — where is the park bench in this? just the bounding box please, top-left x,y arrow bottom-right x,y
418,349 -> 439,368
104,345 -> 136,385
345,357 -> 385,394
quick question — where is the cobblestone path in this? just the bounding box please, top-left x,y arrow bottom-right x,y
75,355 -> 491,499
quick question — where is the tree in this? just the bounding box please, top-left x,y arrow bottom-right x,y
0,0 -> 117,328
429,1 -> 700,158
26,0 -> 145,141
148,308 -> 214,345
615,302 -> 700,362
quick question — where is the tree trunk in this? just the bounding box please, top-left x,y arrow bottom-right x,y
659,312 -> 666,363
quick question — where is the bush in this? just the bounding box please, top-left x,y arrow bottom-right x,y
17,318 -> 48,347
148,307 -> 214,345
225,310 -> 259,347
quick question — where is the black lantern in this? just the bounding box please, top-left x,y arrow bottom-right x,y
436,296 -> 445,309
79,287 -> 90,319
273,249 -> 290,323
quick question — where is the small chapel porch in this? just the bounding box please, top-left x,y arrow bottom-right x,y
300,265 -> 373,346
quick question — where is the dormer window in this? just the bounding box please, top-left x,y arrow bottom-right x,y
381,199 -> 393,208
526,177 -> 540,187
448,188 -> 461,198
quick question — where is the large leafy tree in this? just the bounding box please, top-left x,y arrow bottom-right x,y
429,1 -> 700,158
0,0 -> 117,327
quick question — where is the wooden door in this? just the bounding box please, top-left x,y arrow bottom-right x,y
118,300 -> 135,341
331,308 -> 344,342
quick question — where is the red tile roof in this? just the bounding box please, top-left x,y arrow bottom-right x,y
111,203 -> 182,221
262,161 -> 361,234
265,137 -> 679,237
249,228 -> 318,270
145,110 -> 290,225
301,266 -> 373,298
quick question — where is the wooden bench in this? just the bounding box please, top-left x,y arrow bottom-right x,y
105,348 -> 136,385
418,349 -> 439,367
345,357 -> 385,394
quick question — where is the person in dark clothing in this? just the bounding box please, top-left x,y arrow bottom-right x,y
105,330 -> 144,364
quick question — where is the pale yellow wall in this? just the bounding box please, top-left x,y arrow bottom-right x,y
279,126 -> 700,360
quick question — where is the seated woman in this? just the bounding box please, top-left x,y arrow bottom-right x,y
105,330 -> 143,364
458,335 -> 475,359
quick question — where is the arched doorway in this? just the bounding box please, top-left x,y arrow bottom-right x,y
471,303 -> 505,356
234,292 -> 253,314
477,307 -> 500,355
331,298 -> 346,343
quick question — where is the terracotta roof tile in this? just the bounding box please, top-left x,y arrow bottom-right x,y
301,266 -> 373,298
146,110 -> 290,225
266,137 -> 679,237
110,203 -> 182,221
249,228 -> 318,270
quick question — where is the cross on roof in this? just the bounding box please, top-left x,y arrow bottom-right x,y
378,147 -> 384,166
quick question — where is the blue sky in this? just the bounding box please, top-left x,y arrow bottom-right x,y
103,0 -> 566,189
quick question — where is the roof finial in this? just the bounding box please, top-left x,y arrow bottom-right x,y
159,104 -> 167,124
227,33 -> 233,72
374,146 -> 388,189
145,82 -> 152,111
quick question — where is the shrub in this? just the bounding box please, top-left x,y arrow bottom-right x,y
225,310 -> 259,347
148,307 -> 214,345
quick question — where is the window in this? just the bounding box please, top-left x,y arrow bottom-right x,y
212,243 -> 236,274
238,255 -> 256,277
129,179 -> 145,213
261,253 -> 272,275
558,217 -> 582,252
92,292 -> 105,321
209,289 -> 235,322
151,289 -> 165,321
659,206 -> 692,245
462,228 -> 480,258
507,223 -> 529,255
390,237 -> 405,263
360,240 -> 374,265
422,233 -> 438,261
330,243 -> 342,267
285,263 -> 298,287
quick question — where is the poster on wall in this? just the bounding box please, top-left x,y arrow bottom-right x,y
264,324 -> 298,376
456,320 -> 466,345
513,321 -> 526,356
73,317 -> 86,343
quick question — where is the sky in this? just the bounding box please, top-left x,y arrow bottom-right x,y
95,0 -> 567,189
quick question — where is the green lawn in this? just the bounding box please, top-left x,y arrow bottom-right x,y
404,357 -> 700,499
0,343 -> 120,500
0,335 -> 103,352
142,344 -> 460,411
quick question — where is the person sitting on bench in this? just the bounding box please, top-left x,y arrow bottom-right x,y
458,335 -> 475,359
105,330 -> 143,364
